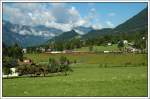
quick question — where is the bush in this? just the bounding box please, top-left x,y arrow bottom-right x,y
3,67 -> 11,75
48,56 -> 72,74
3,56 -> 18,68
16,56 -> 73,77
48,57 -> 59,73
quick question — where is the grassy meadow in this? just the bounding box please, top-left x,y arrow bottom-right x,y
74,44 -> 119,52
3,53 -> 148,96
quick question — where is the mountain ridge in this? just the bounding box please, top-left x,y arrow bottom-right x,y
2,7 -> 148,47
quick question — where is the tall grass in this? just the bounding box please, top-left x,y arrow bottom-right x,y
3,53 -> 148,96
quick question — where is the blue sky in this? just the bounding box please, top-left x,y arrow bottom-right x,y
3,2 -> 147,31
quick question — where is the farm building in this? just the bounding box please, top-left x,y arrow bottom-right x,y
23,59 -> 32,64
3,68 -> 19,78
123,40 -> 128,44
36,47 -> 46,52
50,51 -> 62,54
47,48 -> 52,52
22,48 -> 27,53
63,50 -> 73,53
127,47 -> 141,53
107,43 -> 112,46
104,51 -> 112,53
40,47 -> 46,52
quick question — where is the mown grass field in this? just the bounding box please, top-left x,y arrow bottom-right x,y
3,53 -> 148,96
74,44 -> 120,52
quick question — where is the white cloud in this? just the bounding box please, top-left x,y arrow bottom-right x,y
106,21 -> 114,28
92,24 -> 102,30
46,21 -> 73,32
74,29 -> 84,35
3,3 -> 103,35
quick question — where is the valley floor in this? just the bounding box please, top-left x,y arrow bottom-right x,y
3,53 -> 148,96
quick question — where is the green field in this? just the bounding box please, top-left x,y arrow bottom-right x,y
74,44 -> 120,52
3,53 -> 148,96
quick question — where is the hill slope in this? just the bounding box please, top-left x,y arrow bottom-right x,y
2,20 -> 64,47
82,28 -> 113,39
2,21 -> 50,47
48,30 -> 80,43
113,7 -> 148,33
83,7 -> 148,39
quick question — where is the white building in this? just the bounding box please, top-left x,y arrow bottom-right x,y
40,48 -> 45,52
123,40 -> 128,44
50,51 -> 62,54
22,48 -> 27,53
104,51 -> 110,53
107,43 -> 112,46
47,48 -> 51,52
127,47 -> 141,53
3,68 -> 19,78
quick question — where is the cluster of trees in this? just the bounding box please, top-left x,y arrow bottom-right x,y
16,56 -> 72,77
133,32 -> 147,51
46,38 -> 83,51
44,32 -> 147,52
3,43 -> 23,60
3,43 -> 23,75
26,47 -> 42,53
23,30 -> 147,54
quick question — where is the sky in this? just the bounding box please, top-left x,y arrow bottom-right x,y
3,2 -> 147,32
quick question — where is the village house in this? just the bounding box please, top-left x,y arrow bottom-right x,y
50,51 -> 62,54
47,48 -> 52,52
123,40 -> 128,44
40,47 -> 46,52
63,50 -> 73,53
3,68 -> 19,78
107,43 -> 112,46
23,59 -> 32,65
127,47 -> 141,53
22,48 -> 27,53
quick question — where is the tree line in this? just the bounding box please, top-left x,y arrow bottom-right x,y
16,56 -> 73,77
2,43 -> 73,77
3,43 -> 23,75
26,31 -> 147,53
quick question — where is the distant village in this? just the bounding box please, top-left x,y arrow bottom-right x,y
3,38 -> 147,78
22,39 -> 145,54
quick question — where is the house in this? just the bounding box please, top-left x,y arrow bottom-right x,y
104,51 -> 110,53
40,47 -> 45,52
127,47 -> 141,53
123,40 -> 128,44
47,48 -> 51,52
36,47 -> 45,52
107,43 -> 112,46
23,59 -> 32,64
10,68 -> 19,76
63,50 -> 73,53
3,68 -> 19,78
22,48 -> 27,53
50,51 -> 62,54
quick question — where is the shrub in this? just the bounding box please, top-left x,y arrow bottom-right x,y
16,57 -> 73,77
3,67 -> 12,75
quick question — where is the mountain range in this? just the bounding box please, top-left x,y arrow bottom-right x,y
2,20 -> 93,47
82,7 -> 148,39
2,7 -> 148,47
